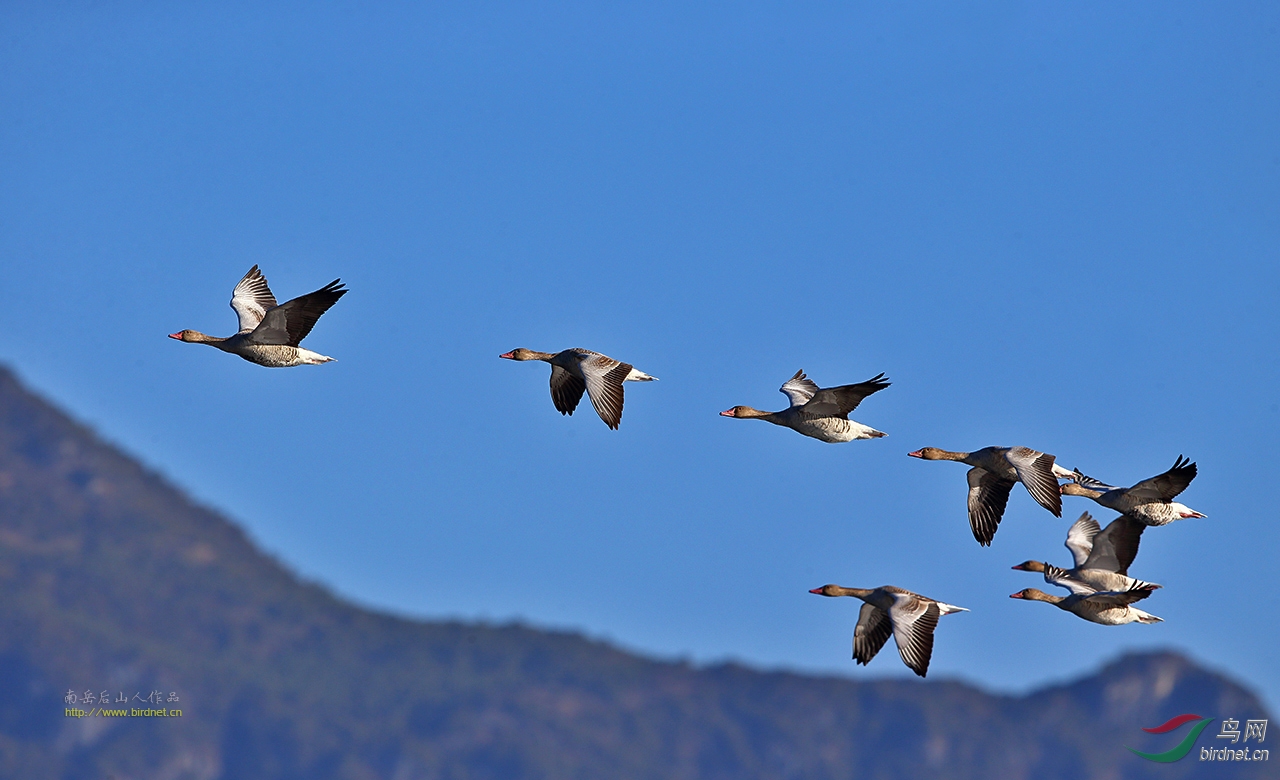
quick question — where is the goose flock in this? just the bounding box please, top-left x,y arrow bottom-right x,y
171,266 -> 1206,678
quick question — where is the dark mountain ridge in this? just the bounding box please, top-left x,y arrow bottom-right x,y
0,366 -> 1270,779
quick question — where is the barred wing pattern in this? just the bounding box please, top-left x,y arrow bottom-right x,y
229,265 -> 278,333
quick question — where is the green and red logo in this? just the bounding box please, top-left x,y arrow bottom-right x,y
1128,714 -> 1214,762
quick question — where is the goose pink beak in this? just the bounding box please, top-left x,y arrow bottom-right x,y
168,332 -> 183,340
808,587 -> 823,594
907,450 -> 923,458
719,408 -> 736,417
1009,592 -> 1026,599
499,352 -> 514,359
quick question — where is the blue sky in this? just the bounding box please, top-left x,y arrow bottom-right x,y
2,2 -> 1277,709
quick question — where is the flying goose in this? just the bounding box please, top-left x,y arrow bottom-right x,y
500,348 -> 656,430
907,446 -> 1074,545
169,265 -> 347,367
809,584 -> 968,677
1012,512 -> 1160,595
1009,584 -> 1162,625
721,370 -> 890,443
1061,456 -> 1205,526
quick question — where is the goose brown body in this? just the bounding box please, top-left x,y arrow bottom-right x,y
908,445 -> 1071,545
721,370 -> 890,443
809,584 -> 967,677
169,266 -> 347,367
1012,512 -> 1159,595
500,348 -> 656,430
1062,456 -> 1205,526
1010,586 -> 1162,625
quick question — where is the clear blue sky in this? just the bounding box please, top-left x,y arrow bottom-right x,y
3,2 -> 1277,709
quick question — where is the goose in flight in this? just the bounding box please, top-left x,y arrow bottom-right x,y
1061,456 -> 1205,526
1009,584 -> 1162,625
907,446 -> 1074,545
169,265 -> 347,367
809,584 -> 968,678
1012,512 -> 1160,596
720,370 -> 890,443
500,348 -> 656,430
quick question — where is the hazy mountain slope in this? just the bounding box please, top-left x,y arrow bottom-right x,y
0,366 -> 1269,780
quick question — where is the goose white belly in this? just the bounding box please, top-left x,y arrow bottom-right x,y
229,344 -> 335,367
1083,604 -> 1161,625
1129,502 -> 1199,526
788,415 -> 884,443
1095,493 -> 1200,526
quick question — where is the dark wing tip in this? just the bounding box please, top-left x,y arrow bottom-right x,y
970,514 -> 996,546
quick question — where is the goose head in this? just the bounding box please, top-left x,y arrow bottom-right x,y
907,447 -> 958,460
808,584 -> 871,598
1060,482 -> 1102,499
168,330 -> 215,343
499,348 -> 541,361
1011,560 -> 1047,573
720,406 -> 770,419
1009,588 -> 1060,603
